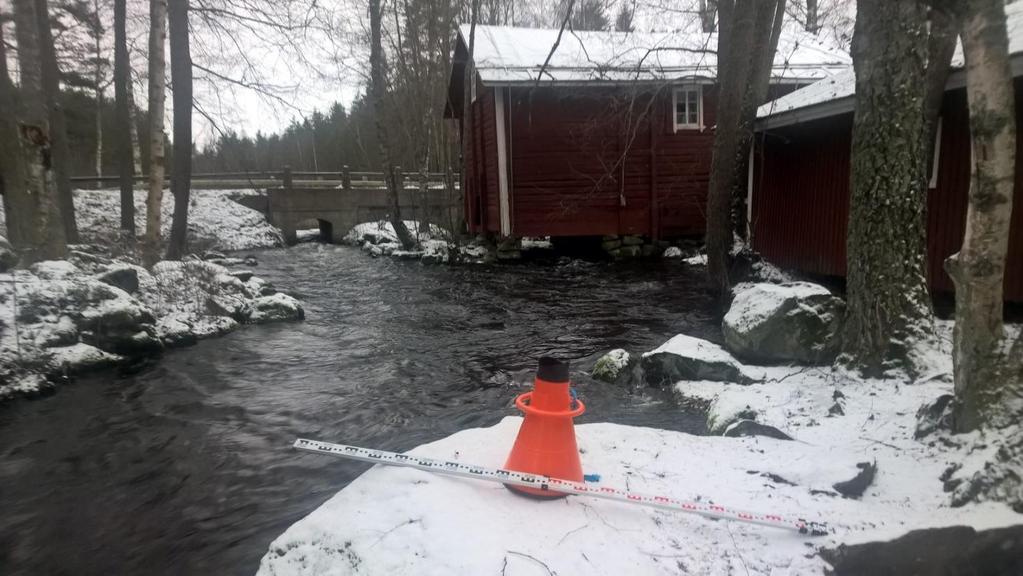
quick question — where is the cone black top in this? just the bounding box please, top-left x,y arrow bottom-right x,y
536,356 -> 570,382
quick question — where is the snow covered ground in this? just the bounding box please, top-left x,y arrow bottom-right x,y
258,319 -> 1023,575
0,188 -> 282,252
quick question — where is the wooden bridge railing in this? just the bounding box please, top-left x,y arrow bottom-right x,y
70,166 -> 459,191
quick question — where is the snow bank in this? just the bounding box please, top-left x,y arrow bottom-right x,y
0,188 -> 282,252
258,416 -> 1020,576
0,254 -> 303,399
343,220 -> 490,264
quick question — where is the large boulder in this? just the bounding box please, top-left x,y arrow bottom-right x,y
95,265 -> 140,294
250,293 -> 304,323
78,296 -> 162,356
591,349 -> 631,383
723,282 -> 845,365
641,334 -> 755,386
822,525 -> 1023,576
47,343 -> 125,374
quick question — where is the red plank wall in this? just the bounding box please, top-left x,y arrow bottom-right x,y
752,83 -> 1023,302
464,83 -> 797,239
500,85 -> 719,238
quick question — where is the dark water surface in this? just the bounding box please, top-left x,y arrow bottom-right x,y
0,245 -> 718,575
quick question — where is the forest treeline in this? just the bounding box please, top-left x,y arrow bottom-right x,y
50,89 -> 394,175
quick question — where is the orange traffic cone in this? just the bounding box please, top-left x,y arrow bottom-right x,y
504,357 -> 585,498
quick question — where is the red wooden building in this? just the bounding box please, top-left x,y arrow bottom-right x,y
751,3 -> 1023,302
448,24 -> 849,240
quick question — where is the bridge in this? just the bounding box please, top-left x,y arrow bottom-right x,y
73,167 -> 463,244
269,186 -> 461,245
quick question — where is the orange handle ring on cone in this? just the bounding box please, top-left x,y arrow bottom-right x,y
514,392 -> 586,418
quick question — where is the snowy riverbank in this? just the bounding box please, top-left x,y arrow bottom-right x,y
1,189 -> 301,400
0,188 -> 283,252
0,254 -> 304,400
340,221 -> 490,263
257,287 -> 1022,575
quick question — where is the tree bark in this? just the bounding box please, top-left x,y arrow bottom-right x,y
841,0 -> 932,376
128,83 -> 143,176
923,7 -> 959,183
0,3 -> 29,245
36,0 -> 79,243
165,0 -> 191,260
7,0 -> 67,260
146,0 -> 168,260
93,0 -> 104,186
113,0 -> 135,236
705,0 -> 757,296
369,0 -> 415,250
946,0 -> 1017,432
733,0 -> 785,239
717,0 -> 734,57
699,0 -> 716,33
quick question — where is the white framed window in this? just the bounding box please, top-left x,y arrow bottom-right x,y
673,85 -> 702,132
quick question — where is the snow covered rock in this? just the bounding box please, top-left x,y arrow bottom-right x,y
722,419 -> 793,440
914,394 -> 955,439
723,282 -> 845,365
78,296 -> 162,356
47,343 -> 124,374
206,294 -> 252,322
156,313 -> 200,347
250,293 -> 304,323
591,349 -> 631,383
822,525 -> 1023,576
95,264 -> 140,294
30,259 -> 81,280
228,270 -> 254,282
642,334 -> 755,386
662,246 -> 682,258
0,235 -> 16,272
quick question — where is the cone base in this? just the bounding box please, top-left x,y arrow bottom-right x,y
504,483 -> 569,499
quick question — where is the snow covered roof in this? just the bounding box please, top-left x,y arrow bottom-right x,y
757,2 -> 1023,129
459,23 -> 850,86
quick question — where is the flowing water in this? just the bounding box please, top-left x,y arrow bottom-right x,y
0,244 -> 720,575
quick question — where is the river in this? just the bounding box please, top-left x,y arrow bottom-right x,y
0,244 -> 719,575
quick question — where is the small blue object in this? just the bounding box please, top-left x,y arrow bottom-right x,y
583,474 -> 601,483
570,387 -> 579,410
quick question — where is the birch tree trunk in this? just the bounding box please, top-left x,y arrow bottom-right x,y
128,84 -> 143,176
0,3 -> 30,245
7,0 -> 67,261
841,0 -> 932,376
93,0 -> 103,185
165,0 -> 192,260
369,0 -> 415,250
705,0 -> 757,296
113,0 -> 135,237
145,0 -> 168,260
36,0 -> 79,243
946,0 -> 1018,432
